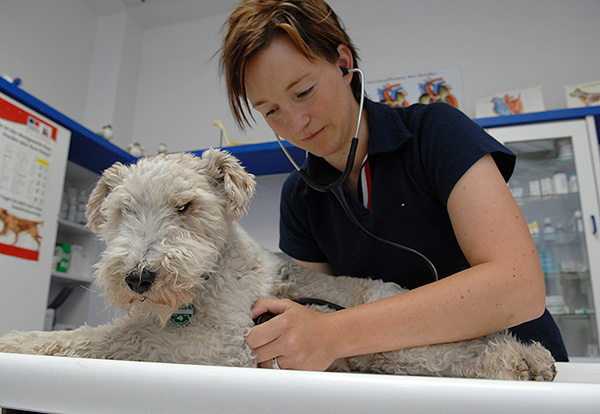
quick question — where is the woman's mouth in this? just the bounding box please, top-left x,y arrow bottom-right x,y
302,127 -> 325,143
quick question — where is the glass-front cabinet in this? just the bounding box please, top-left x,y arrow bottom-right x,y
487,118 -> 600,359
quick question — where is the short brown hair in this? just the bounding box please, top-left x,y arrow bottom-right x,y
221,0 -> 360,129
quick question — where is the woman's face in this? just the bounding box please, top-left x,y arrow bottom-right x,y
244,36 -> 358,160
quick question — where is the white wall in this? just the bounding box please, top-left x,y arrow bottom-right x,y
0,0 -> 98,123
130,0 -> 600,154
83,11 -> 144,144
128,0 -> 600,250
3,1 -> 600,152
132,13 -> 229,155
2,0 -> 600,250
239,173 -> 289,251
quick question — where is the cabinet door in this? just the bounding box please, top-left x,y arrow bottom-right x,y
487,119 -> 600,358
49,161 -> 125,330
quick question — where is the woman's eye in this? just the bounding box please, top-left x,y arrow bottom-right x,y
298,86 -> 314,98
176,202 -> 191,214
265,108 -> 277,117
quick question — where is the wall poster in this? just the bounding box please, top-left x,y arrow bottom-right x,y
365,66 -> 463,110
474,85 -> 545,118
0,93 -> 60,261
565,80 -> 600,109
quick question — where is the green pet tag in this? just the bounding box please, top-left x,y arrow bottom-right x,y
169,304 -> 194,327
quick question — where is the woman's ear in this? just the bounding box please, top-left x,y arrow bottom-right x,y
336,44 -> 354,72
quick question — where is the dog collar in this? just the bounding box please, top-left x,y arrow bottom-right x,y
169,304 -> 193,327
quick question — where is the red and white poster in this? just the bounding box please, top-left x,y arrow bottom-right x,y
0,94 -> 59,261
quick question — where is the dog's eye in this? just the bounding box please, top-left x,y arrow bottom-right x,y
176,202 -> 191,214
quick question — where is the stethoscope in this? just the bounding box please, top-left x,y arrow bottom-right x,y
274,67 -> 439,283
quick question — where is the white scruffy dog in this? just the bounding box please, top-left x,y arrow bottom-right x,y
0,150 -> 556,380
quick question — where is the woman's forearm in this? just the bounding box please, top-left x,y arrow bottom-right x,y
329,261 -> 545,359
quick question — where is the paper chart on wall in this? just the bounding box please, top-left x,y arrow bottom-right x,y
0,93 -> 61,261
474,86 -> 545,118
365,66 -> 463,110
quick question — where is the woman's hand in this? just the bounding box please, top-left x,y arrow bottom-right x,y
245,298 -> 342,371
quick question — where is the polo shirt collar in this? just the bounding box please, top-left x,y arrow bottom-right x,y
365,98 -> 412,154
304,99 -> 412,180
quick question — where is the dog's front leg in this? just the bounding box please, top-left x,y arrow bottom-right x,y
0,325 -> 114,359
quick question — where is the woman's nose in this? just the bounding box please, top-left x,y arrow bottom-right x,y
285,109 -> 310,135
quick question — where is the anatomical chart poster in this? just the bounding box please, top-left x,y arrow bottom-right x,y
365,66 -> 463,110
474,86 -> 545,118
0,93 -> 61,261
565,80 -> 600,108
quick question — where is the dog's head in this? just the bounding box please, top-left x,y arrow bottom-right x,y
86,150 -> 255,323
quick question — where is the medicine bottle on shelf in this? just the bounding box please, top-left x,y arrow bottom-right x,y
555,222 -> 567,244
574,210 -> 584,232
542,217 -> 555,242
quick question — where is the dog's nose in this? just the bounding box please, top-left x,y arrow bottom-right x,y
125,267 -> 157,293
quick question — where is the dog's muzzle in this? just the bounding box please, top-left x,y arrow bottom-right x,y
125,265 -> 157,294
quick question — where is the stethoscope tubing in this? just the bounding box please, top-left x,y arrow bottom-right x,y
274,68 -> 439,283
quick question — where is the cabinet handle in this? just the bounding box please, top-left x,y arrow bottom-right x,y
592,215 -> 597,235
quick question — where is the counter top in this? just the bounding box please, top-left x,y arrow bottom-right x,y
0,353 -> 599,413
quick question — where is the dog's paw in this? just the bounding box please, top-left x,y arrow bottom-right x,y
517,343 -> 557,381
515,358 -> 556,381
496,341 -> 557,381
475,334 -> 557,381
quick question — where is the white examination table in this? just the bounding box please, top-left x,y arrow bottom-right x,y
0,353 -> 599,413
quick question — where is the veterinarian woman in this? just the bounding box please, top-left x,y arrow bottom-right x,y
220,0 -> 568,370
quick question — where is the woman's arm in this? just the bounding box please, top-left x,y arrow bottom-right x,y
290,259 -> 334,275
246,154 -> 546,370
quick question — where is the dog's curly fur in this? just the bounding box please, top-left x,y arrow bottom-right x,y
0,150 -> 556,380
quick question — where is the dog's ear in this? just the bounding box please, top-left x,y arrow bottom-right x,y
200,149 -> 256,220
86,162 -> 129,233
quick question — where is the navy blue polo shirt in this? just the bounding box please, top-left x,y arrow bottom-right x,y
280,100 -> 515,286
279,99 -> 568,361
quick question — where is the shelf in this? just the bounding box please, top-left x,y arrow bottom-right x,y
3,77 -> 599,177
191,140 -> 306,176
475,105 -> 600,140
533,232 -> 585,246
0,78 -> 305,176
197,107 -> 600,175
543,270 -> 590,275
51,271 -> 93,284
0,77 -> 136,174
58,219 -> 90,234
515,192 -> 580,204
550,307 -> 595,317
